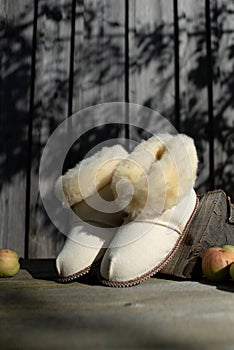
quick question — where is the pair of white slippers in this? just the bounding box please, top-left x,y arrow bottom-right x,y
55,133 -> 199,287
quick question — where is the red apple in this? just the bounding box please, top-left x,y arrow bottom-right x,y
202,247 -> 234,282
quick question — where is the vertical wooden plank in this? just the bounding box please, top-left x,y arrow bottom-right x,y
211,0 -> 234,199
173,0 -> 181,131
73,0 -> 126,110
129,0 -> 175,140
28,0 -> 72,257
71,0 -> 126,161
0,0 -> 34,256
178,0 -> 210,193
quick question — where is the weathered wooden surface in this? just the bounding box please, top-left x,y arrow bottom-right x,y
73,0 -> 126,110
72,0 -> 126,161
161,190 -> 234,279
178,0 -> 210,193
0,0 -> 34,256
2,260 -> 234,349
129,0 -> 175,139
0,0 -> 233,258
212,0 -> 234,196
28,0 -> 72,258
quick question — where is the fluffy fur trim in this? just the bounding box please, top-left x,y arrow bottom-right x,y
111,134 -> 198,219
55,145 -> 128,207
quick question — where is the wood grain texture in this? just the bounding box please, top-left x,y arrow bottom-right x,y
211,0 -> 234,199
178,0 -> 210,194
28,0 -> 72,258
161,190 -> 234,279
0,0 -> 233,259
70,0 -> 126,162
73,0 -> 126,111
3,261 -> 234,349
129,0 -> 175,141
0,0 -> 34,256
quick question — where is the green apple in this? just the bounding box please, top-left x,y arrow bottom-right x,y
0,249 -> 20,277
202,247 -> 234,282
230,263 -> 234,281
222,245 -> 234,253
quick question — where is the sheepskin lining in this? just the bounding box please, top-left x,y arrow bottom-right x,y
55,145 -> 128,207
111,134 -> 198,219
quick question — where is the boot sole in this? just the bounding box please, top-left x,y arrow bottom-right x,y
57,258 -> 102,283
57,265 -> 92,283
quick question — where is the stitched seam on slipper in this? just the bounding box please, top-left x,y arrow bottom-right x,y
57,264 -> 92,283
133,220 -> 182,235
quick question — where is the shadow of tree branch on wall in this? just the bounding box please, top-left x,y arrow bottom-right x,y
0,0 -> 233,256
130,3 -> 233,198
211,2 -> 234,198
0,4 -> 34,190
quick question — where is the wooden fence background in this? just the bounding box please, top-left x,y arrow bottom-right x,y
0,0 -> 233,258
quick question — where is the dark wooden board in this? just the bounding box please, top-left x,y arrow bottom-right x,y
28,0 -> 72,258
178,0 -> 210,194
73,0 -> 126,111
129,0 -> 175,140
211,0 -> 234,199
0,0 -> 34,256
71,0 -> 126,162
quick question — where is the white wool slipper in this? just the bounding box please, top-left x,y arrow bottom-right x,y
99,134 -> 199,287
55,145 -> 128,283
100,189 -> 198,287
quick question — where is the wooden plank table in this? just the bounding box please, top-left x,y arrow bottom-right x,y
1,259 -> 234,349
